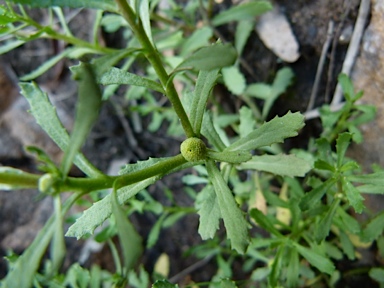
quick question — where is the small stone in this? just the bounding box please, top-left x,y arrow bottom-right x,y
256,8 -> 300,63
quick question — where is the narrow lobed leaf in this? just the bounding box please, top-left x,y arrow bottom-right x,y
226,111 -> 305,152
212,1 -> 273,26
294,243 -> 335,275
238,154 -> 312,177
99,67 -> 165,93
190,69 -> 219,135
176,43 -> 237,71
61,62 -> 103,177
299,179 -> 336,211
20,82 -> 103,177
206,160 -> 249,253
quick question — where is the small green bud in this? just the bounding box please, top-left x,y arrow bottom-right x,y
38,173 -> 55,194
180,137 -> 207,162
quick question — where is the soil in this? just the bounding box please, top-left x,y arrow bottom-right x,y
0,1 -> 381,287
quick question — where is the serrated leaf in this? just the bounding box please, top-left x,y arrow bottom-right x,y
111,186 -> 142,272
6,0 -> 117,11
299,179 -> 336,211
176,43 -> 237,71
61,62 -> 102,176
20,82 -> 103,177
226,111 -> 305,152
206,160 -> 249,253
222,65 -> 246,95
342,177 -> 365,213
212,1 -> 272,26
294,243 -> 335,275
196,185 -> 221,239
99,67 -> 164,93
65,177 -> 156,239
190,69 -> 219,136
361,211 -> 384,242
238,154 -> 311,177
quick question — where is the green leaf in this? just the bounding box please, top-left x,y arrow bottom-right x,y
61,62 -> 102,176
180,27 -> 213,56
207,149 -> 252,164
99,67 -> 165,93
6,0 -> 117,11
249,208 -> 283,237
176,43 -> 237,71
235,20 -> 254,55
222,65 -> 246,95
0,39 -> 25,55
294,243 -> 335,275
286,247 -> 300,288
336,207 -> 360,234
338,73 -> 355,101
299,179 -> 336,211
349,172 -> 384,194
50,196 -> 66,276
201,112 -> 226,151
342,177 -> 365,213
220,278 -> 238,288
315,199 -> 341,243
196,185 -> 221,239
339,230 -> 355,260
336,133 -> 352,167
20,48 -> 73,81
20,82 -> 103,177
147,214 -> 167,248
361,211 -> 384,242
238,154 -> 311,177
190,69 -> 219,136
65,177 -> 156,239
226,111 -> 305,151
212,1 -> 272,26
239,106 -> 255,138
111,185 -> 142,272
3,210 -> 56,287
139,0 -> 154,46
369,268 -> 384,283
262,67 -> 294,119
206,160 -> 249,253
152,279 -> 179,288
268,245 -> 284,287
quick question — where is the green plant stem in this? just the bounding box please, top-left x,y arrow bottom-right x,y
114,154 -> 187,188
0,171 -> 40,188
115,0 -> 195,138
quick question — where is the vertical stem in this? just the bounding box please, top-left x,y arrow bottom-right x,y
115,0 -> 195,138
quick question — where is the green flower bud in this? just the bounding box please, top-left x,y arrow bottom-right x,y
180,137 -> 207,162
